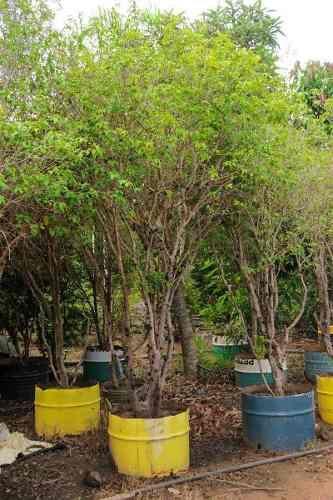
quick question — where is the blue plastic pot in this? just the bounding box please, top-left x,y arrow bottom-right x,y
304,351 -> 333,383
242,388 -> 315,451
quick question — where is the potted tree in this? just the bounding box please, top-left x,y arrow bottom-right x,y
81,227 -> 119,384
78,8 -> 295,475
190,241 -> 250,367
0,0 -> 102,435
25,233 -> 101,439
299,164 -> 333,384
229,123 -> 318,451
297,162 -> 333,424
79,224 -> 129,387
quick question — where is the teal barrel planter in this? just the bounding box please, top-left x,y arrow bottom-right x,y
304,351 -> 333,383
83,348 -> 112,383
212,336 -> 247,363
242,387 -> 315,451
235,357 -> 288,388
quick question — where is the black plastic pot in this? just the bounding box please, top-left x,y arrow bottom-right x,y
0,357 -> 49,401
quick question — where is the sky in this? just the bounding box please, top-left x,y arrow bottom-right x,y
55,0 -> 333,70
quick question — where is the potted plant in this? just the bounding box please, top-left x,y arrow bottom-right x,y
79,7 -> 308,469
296,163 -> 333,423
0,1 -> 103,435
211,315 -> 248,365
81,226 -> 128,385
234,336 -> 287,388
23,232 -> 100,439
235,226 -> 315,451
226,122 -> 321,451
301,169 -> 333,382
212,333 -> 247,364
83,10 -> 274,477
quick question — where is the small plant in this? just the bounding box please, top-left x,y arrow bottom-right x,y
195,336 -> 216,368
194,335 -> 234,371
252,335 -> 267,360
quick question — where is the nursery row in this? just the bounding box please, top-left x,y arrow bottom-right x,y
2,327 -> 333,479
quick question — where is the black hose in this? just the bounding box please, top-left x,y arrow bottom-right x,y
106,443 -> 333,500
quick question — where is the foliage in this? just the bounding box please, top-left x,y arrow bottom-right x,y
199,0 -> 283,66
253,335 -> 267,359
194,336 -> 234,373
293,61 -> 333,121
295,158 -> 333,352
0,267 -> 38,357
189,247 -> 249,339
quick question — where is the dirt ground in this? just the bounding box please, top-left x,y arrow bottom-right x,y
0,345 -> 332,500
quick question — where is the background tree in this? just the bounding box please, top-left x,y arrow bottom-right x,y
296,159 -> 333,354
188,0 -> 285,348
199,0 -> 283,67
293,61 -> 333,120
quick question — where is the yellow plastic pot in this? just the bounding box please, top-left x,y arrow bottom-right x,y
35,384 -> 100,438
318,326 -> 333,336
317,375 -> 333,424
108,409 -> 190,477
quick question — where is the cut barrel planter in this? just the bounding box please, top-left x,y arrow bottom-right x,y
0,357 -> 49,401
235,357 -> 287,388
304,352 -> 333,383
35,384 -> 100,438
242,388 -> 315,451
317,375 -> 333,424
212,336 -> 247,364
108,410 -> 190,477
318,325 -> 333,336
83,349 -> 112,383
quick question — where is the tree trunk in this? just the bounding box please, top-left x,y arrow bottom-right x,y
48,236 -> 68,387
269,354 -> 286,396
173,284 -> 197,378
314,246 -> 333,355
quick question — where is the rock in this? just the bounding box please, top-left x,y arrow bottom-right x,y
83,470 -> 103,488
168,487 -> 181,496
0,423 -> 10,442
317,423 -> 333,441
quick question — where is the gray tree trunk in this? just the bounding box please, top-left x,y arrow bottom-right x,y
173,284 -> 197,378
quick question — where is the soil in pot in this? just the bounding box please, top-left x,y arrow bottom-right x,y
242,383 -> 315,452
0,357 -> 49,401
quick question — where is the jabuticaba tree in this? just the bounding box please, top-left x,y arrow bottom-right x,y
225,119 -> 332,395
75,10 -> 300,414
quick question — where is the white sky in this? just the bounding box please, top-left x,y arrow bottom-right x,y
55,0 -> 333,70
